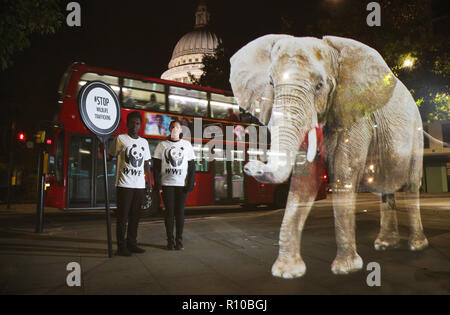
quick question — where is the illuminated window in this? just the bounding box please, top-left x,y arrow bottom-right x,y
210,93 -> 239,121
122,79 -> 166,111
124,79 -> 164,92
77,72 -> 119,95
168,86 -> 208,117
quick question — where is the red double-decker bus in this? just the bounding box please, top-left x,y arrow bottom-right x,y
44,62 -> 326,211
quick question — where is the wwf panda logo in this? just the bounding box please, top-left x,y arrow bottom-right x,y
164,146 -> 184,167
125,144 -> 145,168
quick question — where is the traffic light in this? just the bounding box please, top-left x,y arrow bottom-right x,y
15,131 -> 30,151
17,132 -> 26,142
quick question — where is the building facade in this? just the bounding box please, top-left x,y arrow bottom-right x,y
422,120 -> 450,192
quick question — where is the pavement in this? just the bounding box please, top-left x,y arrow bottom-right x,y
0,193 -> 449,295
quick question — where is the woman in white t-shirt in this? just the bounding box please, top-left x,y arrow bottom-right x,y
153,120 -> 196,250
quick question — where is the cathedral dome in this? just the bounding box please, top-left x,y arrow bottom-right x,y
161,1 -> 221,84
171,29 -> 219,60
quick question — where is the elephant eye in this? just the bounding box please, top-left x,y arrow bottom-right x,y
315,82 -> 323,91
269,76 -> 274,87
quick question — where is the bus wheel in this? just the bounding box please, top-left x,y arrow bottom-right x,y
272,186 -> 289,209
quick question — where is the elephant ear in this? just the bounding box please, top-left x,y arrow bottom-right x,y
230,34 -> 293,125
323,36 -> 397,129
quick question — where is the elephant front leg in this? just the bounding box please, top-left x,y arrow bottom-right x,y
271,199 -> 313,279
272,179 -> 316,279
329,126 -> 370,274
331,191 -> 363,274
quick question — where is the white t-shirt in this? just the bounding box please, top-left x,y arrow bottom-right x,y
153,139 -> 195,187
108,134 -> 151,189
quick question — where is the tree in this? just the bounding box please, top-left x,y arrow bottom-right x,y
311,0 -> 449,123
190,41 -> 232,91
0,0 -> 64,71
375,0 -> 449,123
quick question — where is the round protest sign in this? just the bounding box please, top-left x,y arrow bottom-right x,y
78,81 -> 121,138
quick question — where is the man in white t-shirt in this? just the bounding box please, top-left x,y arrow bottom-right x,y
108,111 -> 152,256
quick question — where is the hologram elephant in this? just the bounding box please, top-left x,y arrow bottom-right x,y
229,35 -> 428,278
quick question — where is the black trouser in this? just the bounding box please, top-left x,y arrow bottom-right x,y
116,187 -> 145,249
162,186 -> 188,245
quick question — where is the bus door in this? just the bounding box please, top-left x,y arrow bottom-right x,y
67,134 -> 116,209
94,137 -> 117,208
212,150 -> 245,204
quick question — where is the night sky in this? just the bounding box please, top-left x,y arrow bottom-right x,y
0,0 -> 448,133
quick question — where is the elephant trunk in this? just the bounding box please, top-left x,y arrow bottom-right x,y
245,84 -> 318,184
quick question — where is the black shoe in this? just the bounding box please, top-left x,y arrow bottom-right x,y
128,245 -> 145,253
117,247 -> 132,256
166,243 -> 175,250
175,243 -> 184,251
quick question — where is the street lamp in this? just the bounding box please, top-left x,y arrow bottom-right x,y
401,54 -> 417,69
403,58 -> 415,68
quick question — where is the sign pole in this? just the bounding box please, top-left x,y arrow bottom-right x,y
78,81 -> 121,258
102,140 -> 113,258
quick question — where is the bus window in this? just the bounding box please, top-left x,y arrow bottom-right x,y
123,79 -> 166,111
213,151 -> 227,201
77,72 -> 120,95
144,92 -> 166,111
230,151 -> 245,200
122,88 -> 166,111
168,86 -> 208,117
123,79 -> 165,93
210,93 -> 239,121
193,143 -> 209,172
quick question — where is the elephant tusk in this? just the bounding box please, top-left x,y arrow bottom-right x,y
307,127 -> 317,163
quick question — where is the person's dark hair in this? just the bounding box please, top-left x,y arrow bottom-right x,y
169,120 -> 179,130
127,111 -> 142,124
